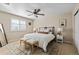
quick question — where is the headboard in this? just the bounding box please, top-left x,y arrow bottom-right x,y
38,27 -> 55,34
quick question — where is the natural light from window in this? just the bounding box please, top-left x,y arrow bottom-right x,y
11,19 -> 26,31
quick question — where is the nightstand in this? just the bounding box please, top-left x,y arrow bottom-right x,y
56,34 -> 64,43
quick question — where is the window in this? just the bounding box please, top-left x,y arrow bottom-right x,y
19,20 -> 26,31
11,19 -> 26,31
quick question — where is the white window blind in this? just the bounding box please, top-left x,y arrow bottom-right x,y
19,20 -> 26,31
11,19 -> 26,31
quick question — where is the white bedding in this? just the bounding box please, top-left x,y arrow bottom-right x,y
23,33 -> 55,52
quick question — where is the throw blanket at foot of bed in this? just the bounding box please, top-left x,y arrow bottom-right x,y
23,33 -> 55,52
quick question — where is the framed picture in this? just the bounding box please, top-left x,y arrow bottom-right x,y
59,18 -> 67,27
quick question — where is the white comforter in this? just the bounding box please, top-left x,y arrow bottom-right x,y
23,33 -> 55,52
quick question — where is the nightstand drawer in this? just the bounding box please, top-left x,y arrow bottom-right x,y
56,34 -> 64,43
57,35 -> 63,39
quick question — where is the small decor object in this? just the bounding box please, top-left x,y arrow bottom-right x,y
61,23 -> 64,26
28,22 -> 31,26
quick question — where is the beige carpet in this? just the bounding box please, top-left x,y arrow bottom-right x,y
0,40 -> 78,55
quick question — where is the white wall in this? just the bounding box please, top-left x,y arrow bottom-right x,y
34,13 -> 73,43
0,11 -> 33,43
74,12 -> 79,53
72,4 -> 79,53
34,14 -> 59,28
34,13 -> 72,29
72,4 -> 79,41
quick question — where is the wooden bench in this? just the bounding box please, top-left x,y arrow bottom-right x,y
20,38 -> 39,54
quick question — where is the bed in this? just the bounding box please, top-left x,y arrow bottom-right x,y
23,27 -> 55,52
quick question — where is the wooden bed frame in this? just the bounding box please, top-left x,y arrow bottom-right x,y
38,26 -> 55,34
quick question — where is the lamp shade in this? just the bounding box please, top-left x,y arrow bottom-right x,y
33,28 -> 36,31
33,28 -> 38,33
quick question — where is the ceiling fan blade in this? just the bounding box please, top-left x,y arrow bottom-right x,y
37,13 -> 45,16
34,9 -> 37,12
37,9 -> 40,13
26,10 -> 33,13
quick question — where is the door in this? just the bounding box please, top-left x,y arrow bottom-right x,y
75,10 -> 79,52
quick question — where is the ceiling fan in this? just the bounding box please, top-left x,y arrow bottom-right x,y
26,9 -> 45,18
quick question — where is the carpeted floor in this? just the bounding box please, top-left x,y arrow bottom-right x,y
0,40 -> 78,55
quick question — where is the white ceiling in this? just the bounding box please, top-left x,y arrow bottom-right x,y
0,3 -> 76,20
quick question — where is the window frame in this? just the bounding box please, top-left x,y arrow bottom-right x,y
11,19 -> 26,32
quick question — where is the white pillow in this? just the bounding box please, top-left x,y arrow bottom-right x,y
48,32 -> 52,34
